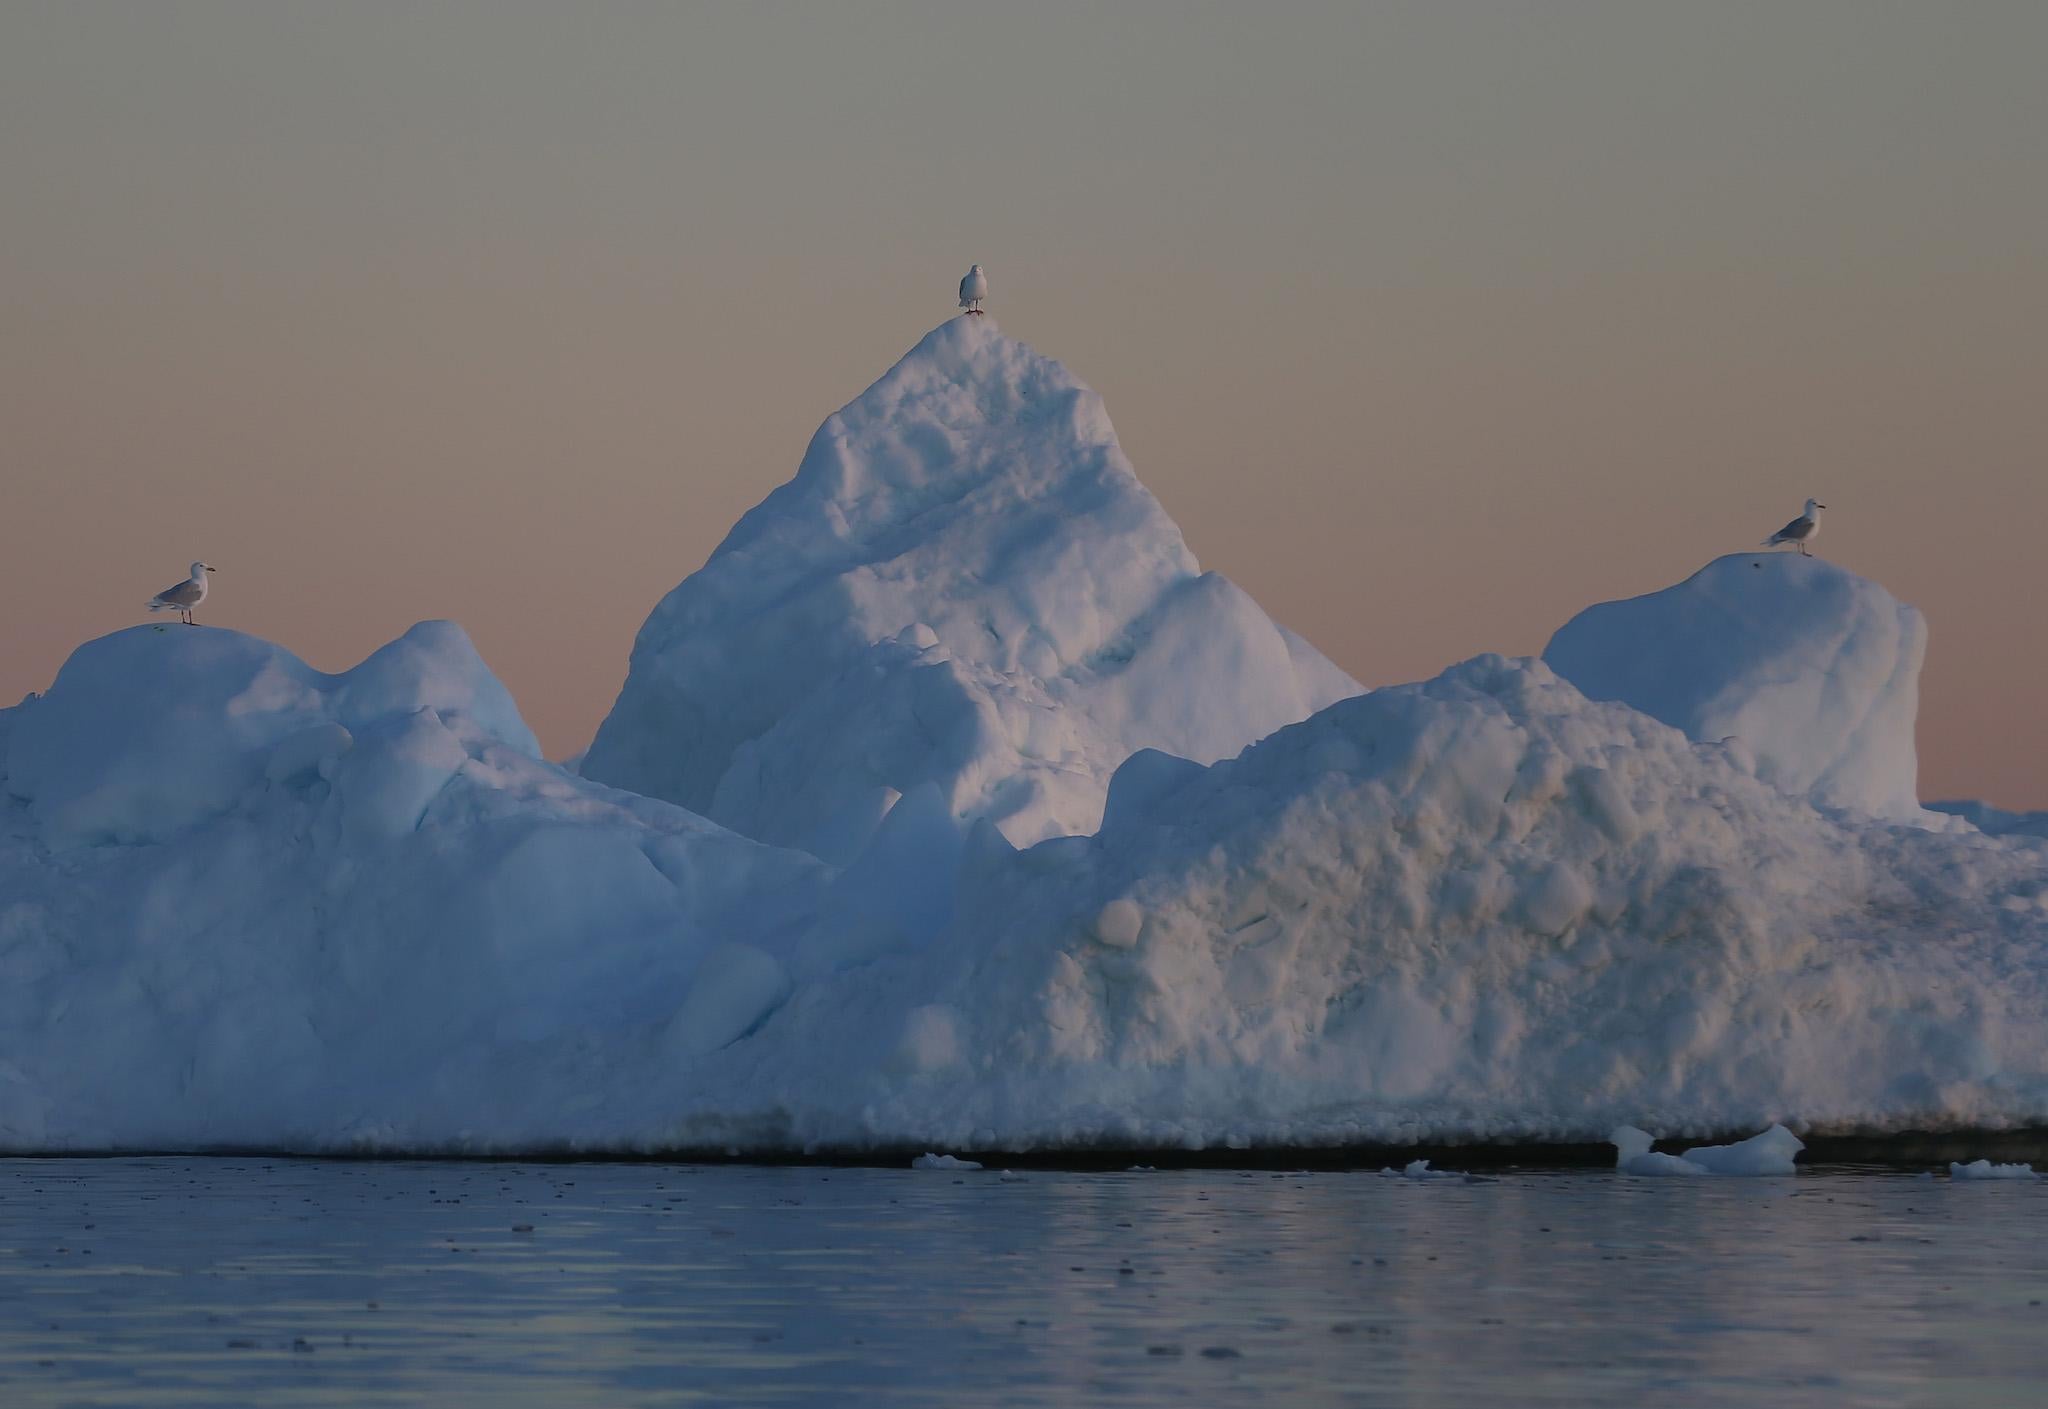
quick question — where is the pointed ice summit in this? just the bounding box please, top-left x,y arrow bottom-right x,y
581,316 -> 1359,862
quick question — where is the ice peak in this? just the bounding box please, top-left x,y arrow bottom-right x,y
582,320 -> 1358,858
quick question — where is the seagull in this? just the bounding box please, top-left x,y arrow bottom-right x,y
1761,499 -> 1826,556
147,561 -> 216,625
958,263 -> 988,316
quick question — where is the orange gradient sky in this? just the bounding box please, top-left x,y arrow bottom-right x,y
4,3 -> 2044,804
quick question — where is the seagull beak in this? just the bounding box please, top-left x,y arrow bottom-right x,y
205,565 -> 216,573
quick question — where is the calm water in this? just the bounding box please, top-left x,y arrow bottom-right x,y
0,1156 -> 2042,1407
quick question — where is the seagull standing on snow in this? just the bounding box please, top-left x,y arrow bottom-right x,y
1761,499 -> 1826,556
958,263 -> 988,315
147,561 -> 216,625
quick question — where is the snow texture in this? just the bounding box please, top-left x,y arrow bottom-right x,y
579,316 -> 1359,863
1544,554 -> 1927,820
2,321 -> 2046,1157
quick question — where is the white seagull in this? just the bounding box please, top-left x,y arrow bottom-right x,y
147,561 -> 216,625
958,263 -> 988,315
1761,499 -> 1826,555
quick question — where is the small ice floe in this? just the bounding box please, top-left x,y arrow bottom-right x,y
1125,1165 -> 1158,1173
1948,1159 -> 2039,1181
1613,1124 -> 1804,1177
911,1153 -> 982,1171
1378,1159 -> 1468,1181
997,1170 -> 1029,1182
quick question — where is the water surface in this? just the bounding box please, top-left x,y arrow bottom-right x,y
1,1156 -> 2042,1406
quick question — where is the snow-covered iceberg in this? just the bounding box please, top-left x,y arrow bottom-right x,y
2,322 -> 2045,1158
1543,553 -> 1927,820
579,316 -> 1358,862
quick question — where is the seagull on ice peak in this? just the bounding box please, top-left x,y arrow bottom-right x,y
1761,499 -> 1826,556
958,264 -> 988,315
147,560 -> 216,625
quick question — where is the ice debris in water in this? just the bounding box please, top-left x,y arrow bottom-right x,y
1948,1159 -> 2038,1180
911,1153 -> 983,1171
1378,1159 -> 1468,1181
1613,1125 -> 1804,1177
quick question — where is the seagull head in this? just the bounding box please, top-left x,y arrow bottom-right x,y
190,561 -> 216,578
1805,499 -> 1826,517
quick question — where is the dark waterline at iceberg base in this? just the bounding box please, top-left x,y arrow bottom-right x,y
2,1158 -> 2043,1408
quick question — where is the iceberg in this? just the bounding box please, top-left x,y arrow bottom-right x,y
1,319 -> 2044,1157
579,316 -> 1358,863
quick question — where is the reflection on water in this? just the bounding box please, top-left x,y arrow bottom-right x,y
0,1157 -> 2042,1406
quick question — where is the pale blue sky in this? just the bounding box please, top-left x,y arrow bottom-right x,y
4,2 -> 2044,800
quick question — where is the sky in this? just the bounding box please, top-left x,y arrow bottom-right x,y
3,2 -> 2044,805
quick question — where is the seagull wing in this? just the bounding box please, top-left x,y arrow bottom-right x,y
151,579 -> 204,607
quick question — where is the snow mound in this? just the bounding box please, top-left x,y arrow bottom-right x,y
580,316 -> 1358,862
1544,554 -> 1927,820
693,654 -> 2048,1151
0,623 -> 836,1152
5,622 -> 538,849
1948,1159 -> 2038,1180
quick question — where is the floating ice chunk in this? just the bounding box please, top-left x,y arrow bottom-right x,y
1679,1124 -> 1804,1176
1948,1159 -> 2038,1180
1614,1124 -> 1802,1176
911,1153 -> 982,1171
1613,1126 -> 1711,1176
1377,1158 -> 1468,1181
